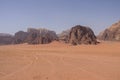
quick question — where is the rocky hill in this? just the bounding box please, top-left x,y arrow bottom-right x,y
98,21 -> 120,41
68,25 -> 98,45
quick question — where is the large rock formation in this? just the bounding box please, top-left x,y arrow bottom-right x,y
27,28 -> 58,44
69,25 -> 98,45
13,31 -> 28,44
0,33 -> 13,45
12,28 -> 58,44
98,21 -> 120,41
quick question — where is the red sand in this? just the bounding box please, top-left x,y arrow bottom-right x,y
0,41 -> 120,80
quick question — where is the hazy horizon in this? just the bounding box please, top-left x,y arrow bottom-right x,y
0,0 -> 120,35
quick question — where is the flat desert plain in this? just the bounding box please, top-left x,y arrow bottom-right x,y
0,41 -> 120,80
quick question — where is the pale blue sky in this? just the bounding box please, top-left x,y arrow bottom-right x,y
0,0 -> 120,35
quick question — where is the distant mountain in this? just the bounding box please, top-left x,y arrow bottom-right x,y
0,33 -> 13,45
0,33 -> 13,37
98,21 -> 120,41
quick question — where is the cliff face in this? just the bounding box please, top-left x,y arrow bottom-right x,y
98,21 -> 120,41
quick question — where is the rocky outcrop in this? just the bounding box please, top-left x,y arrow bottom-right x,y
69,25 -> 98,45
0,25 -> 99,45
12,28 -> 58,44
58,29 -> 70,43
98,21 -> 120,41
27,28 -> 58,44
0,33 -> 13,45
13,31 -> 28,44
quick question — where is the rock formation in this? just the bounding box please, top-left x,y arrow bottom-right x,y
27,28 -> 58,44
0,25 -> 99,45
14,31 -> 28,44
68,25 -> 98,45
0,33 -> 13,45
98,21 -> 120,41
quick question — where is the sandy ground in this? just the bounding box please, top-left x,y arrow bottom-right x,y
0,41 -> 120,80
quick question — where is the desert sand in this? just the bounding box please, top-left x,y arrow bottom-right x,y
0,41 -> 120,80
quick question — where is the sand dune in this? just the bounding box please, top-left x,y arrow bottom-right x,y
0,41 -> 120,80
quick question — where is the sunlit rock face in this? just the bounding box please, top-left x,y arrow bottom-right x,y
98,21 -> 120,41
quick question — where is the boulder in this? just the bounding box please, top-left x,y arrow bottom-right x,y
69,25 -> 98,45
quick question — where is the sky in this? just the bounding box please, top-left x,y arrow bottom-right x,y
0,0 -> 120,35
